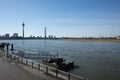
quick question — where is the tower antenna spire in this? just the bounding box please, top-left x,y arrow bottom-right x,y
44,27 -> 46,40
22,22 -> 25,38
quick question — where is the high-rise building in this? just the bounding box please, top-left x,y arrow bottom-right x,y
22,22 -> 25,38
44,27 -> 47,39
5,33 -> 10,38
13,33 -> 18,38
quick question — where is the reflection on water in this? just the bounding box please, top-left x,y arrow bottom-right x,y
43,40 -> 47,51
0,40 -> 120,80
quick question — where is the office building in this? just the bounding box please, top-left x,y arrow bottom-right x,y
5,33 -> 10,38
13,33 -> 18,38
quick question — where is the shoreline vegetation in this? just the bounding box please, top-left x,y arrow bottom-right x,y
0,37 -> 120,42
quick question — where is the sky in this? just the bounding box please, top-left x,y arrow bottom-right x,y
0,0 -> 120,37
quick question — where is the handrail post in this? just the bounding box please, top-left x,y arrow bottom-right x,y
3,52 -> 5,56
38,64 -> 40,71
26,60 -> 28,65
32,62 -> 33,68
56,70 -> 58,78
6,44 -> 9,58
68,74 -> 70,80
17,57 -> 19,62
23,59 -> 25,65
46,66 -> 48,74
9,54 -> 11,59
14,56 -> 15,60
21,58 -> 23,64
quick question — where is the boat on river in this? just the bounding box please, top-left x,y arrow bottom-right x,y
42,58 -> 74,71
0,43 -> 10,50
0,43 -> 5,48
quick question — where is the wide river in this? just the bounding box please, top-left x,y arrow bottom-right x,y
1,40 -> 120,80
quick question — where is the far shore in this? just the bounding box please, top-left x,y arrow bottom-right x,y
0,38 -> 120,42
59,39 -> 120,42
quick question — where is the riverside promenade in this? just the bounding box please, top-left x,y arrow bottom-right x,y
0,55 -> 60,80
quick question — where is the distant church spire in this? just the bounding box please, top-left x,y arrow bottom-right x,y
22,22 -> 25,38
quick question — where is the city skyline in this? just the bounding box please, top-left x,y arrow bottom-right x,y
0,0 -> 120,37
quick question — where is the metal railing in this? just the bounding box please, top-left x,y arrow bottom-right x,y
0,50 -> 88,80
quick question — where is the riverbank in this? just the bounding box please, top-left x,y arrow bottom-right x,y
0,56 -> 60,80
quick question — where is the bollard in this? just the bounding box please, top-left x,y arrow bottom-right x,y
6,44 -> 9,51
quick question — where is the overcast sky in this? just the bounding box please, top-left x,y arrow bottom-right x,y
0,0 -> 120,37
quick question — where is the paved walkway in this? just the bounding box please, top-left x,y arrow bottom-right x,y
0,56 -> 61,80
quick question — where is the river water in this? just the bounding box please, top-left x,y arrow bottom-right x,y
1,40 -> 120,80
